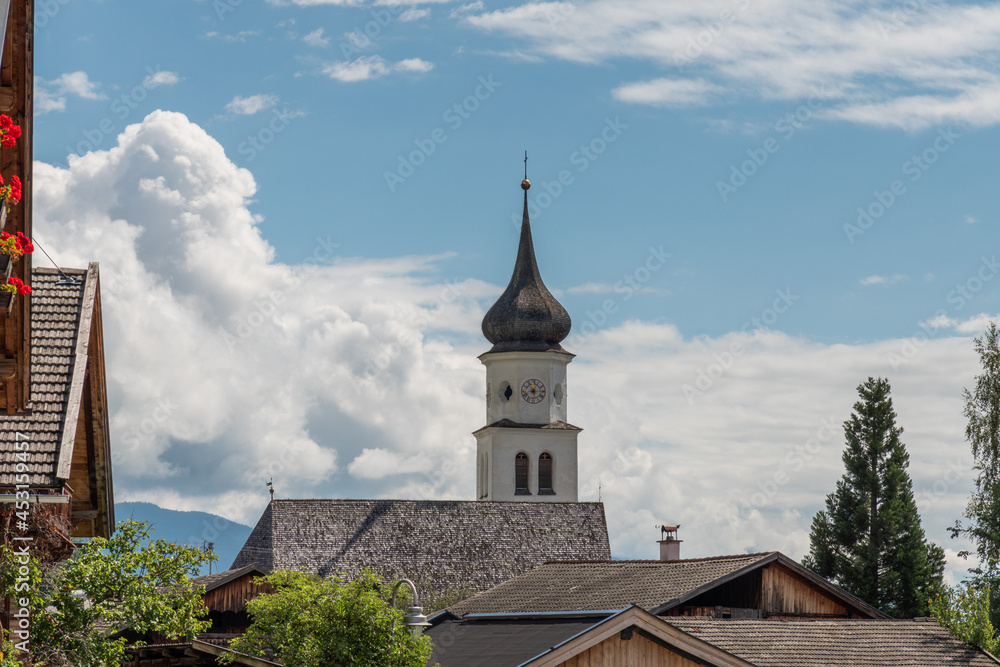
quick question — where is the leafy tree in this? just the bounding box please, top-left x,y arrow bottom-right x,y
223,569 -> 435,667
931,580 -> 1000,654
0,520 -> 212,666
952,322 -> 1000,570
803,376 -> 945,617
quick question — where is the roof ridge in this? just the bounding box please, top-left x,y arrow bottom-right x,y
543,552 -> 774,565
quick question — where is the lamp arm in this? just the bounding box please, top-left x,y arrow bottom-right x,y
390,578 -> 420,609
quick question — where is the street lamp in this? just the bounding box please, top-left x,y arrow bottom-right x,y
390,578 -> 432,638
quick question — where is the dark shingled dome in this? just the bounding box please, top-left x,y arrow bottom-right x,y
482,191 -> 571,353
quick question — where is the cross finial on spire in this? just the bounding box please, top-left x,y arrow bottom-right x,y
521,151 -> 530,191
524,150 -> 528,179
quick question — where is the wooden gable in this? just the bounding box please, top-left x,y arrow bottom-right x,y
66,273 -> 113,538
524,607 -> 754,667
662,554 -> 881,619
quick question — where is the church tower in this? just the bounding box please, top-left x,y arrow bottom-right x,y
475,175 -> 580,502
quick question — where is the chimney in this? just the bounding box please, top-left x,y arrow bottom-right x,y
658,524 -> 682,561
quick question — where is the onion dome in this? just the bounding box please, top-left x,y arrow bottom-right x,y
482,179 -> 571,353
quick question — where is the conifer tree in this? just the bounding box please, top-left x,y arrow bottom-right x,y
803,376 -> 945,617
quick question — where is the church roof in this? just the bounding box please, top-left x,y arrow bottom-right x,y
481,182 -> 571,353
230,499 -> 610,596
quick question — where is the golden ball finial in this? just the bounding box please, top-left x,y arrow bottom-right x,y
521,179 -> 531,191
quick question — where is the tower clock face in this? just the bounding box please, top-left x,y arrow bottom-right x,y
521,379 -> 546,404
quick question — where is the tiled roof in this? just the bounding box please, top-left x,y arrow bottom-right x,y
448,554 -> 774,615
0,267 -> 91,487
672,617 -> 1000,666
230,499 -> 610,595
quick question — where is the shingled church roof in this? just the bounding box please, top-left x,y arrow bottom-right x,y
230,499 -> 610,595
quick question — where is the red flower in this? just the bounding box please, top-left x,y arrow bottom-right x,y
2,276 -> 30,296
0,114 -> 21,149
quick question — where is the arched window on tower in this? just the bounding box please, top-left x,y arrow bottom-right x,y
538,453 -> 554,495
515,452 -> 530,495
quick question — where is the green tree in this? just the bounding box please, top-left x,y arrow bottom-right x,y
931,580 -> 1000,654
952,322 -> 1000,570
803,376 -> 945,617
0,520 -> 212,666
224,569 -> 434,667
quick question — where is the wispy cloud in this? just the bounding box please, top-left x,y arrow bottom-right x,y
143,70 -> 182,89
303,27 -> 330,47
322,56 -> 433,82
36,71 -> 105,113
394,58 -> 434,73
860,274 -> 907,286
225,94 -> 280,115
465,0 -> 1000,130
400,7 -> 430,21
203,30 -> 260,43
613,78 -> 724,108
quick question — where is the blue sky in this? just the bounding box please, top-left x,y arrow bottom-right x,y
29,0 -> 1000,576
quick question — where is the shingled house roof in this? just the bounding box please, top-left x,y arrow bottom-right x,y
448,551 -> 883,618
428,611 -> 1000,667
449,554 -> 773,615
0,268 -> 91,486
672,617 -> 1000,666
231,499 -> 610,595
0,265 -> 114,538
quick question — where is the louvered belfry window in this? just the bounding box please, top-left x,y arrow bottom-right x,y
538,453 -> 554,494
515,452 -> 530,495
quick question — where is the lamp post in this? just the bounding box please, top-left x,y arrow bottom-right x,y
390,578 -> 432,638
